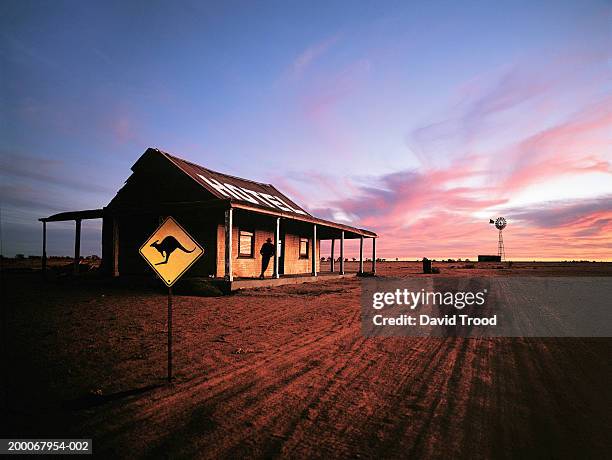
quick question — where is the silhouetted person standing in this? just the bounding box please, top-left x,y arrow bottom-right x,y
259,238 -> 275,278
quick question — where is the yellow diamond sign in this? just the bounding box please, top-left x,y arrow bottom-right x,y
139,216 -> 204,287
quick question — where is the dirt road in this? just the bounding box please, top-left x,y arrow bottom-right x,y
3,264 -> 611,458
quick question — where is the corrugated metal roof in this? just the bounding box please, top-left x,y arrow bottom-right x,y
152,148 -> 376,238
159,149 -> 310,218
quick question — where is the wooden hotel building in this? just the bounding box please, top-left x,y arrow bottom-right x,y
40,148 -> 378,290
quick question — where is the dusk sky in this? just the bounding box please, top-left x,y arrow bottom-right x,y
1,0 -> 611,260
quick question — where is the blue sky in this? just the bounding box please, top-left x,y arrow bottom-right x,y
1,0 -> 611,259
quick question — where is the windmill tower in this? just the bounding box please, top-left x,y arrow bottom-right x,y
489,217 -> 507,261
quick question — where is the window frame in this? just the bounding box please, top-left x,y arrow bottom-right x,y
238,229 -> 255,258
299,237 -> 309,259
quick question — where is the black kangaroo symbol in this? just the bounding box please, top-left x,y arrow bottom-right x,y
150,236 -> 195,265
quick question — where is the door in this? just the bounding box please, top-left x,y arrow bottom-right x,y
278,226 -> 286,275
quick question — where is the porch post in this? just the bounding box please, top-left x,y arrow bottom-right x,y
42,221 -> 47,276
112,217 -> 119,277
359,236 -> 364,274
330,239 -> 335,272
340,231 -> 345,275
372,237 -> 377,274
312,224 -> 317,276
74,219 -> 81,275
273,217 -> 280,279
224,208 -> 233,282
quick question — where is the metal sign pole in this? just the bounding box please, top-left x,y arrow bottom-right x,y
167,286 -> 173,383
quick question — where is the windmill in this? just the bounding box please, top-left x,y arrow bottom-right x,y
489,217 -> 507,261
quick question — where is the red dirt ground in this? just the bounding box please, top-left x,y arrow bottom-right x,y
2,261 -> 611,458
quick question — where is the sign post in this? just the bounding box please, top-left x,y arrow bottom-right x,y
139,216 -> 203,383
167,286 -> 172,382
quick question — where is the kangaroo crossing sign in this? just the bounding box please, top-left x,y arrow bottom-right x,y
140,216 -> 204,287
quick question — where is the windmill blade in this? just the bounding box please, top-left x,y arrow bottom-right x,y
489,219 -> 495,224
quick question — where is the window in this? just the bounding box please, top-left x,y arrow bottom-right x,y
239,230 -> 254,257
299,238 -> 309,259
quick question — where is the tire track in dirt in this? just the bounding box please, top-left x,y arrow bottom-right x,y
214,336 -> 374,458
272,336 -> 455,458
367,294 -> 463,456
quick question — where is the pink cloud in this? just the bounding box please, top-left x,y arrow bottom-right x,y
308,100 -> 612,260
499,98 -> 612,191
410,50 -> 611,167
